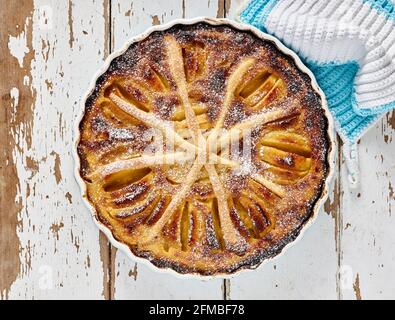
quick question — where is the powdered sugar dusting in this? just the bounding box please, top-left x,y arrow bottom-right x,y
78,22 -> 330,275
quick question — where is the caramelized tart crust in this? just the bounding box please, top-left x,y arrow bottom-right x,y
77,23 -> 330,275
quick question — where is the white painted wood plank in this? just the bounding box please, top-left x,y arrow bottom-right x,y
340,115 -> 395,300
226,0 -> 339,300
110,0 -> 224,51
110,0 -> 225,299
7,0 -> 108,299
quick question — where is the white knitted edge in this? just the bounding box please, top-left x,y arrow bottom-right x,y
73,17 -> 336,280
336,112 -> 385,187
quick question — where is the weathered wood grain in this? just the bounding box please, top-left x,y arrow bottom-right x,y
339,116 -> 395,300
2,0 -> 110,299
1,0 -> 394,300
0,0 -> 35,299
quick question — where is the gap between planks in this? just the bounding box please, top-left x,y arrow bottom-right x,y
100,0 -> 116,300
335,137 -> 343,300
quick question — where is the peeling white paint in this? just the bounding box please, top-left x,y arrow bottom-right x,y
8,18 -> 30,68
7,0 -> 108,299
23,76 -> 30,86
10,87 -> 19,122
5,0 -> 394,300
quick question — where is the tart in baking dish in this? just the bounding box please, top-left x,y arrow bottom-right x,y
77,22 -> 331,275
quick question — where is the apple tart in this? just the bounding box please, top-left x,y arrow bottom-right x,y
77,21 -> 332,276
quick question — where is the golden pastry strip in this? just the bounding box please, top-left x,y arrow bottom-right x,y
205,164 -> 247,250
214,105 -> 298,153
165,36 -> 202,141
109,93 -> 238,167
251,173 -> 286,198
214,58 -> 255,131
141,159 -> 203,243
92,152 -> 192,178
206,58 -> 255,150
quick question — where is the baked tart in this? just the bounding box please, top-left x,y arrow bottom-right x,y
76,19 -> 333,276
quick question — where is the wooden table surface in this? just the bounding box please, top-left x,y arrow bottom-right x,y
1,0 -> 394,300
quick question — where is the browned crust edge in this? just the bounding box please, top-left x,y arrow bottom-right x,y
76,21 -> 331,277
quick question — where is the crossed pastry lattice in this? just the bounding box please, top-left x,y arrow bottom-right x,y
95,36 -> 296,249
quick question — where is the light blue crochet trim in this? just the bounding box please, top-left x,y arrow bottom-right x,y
363,0 -> 395,21
301,61 -> 379,186
305,60 -> 379,143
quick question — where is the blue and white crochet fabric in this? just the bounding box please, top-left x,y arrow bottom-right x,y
237,0 -> 395,186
